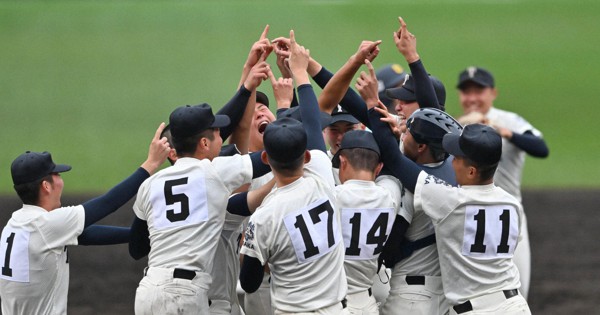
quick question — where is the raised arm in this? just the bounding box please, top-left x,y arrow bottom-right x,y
288,30 -> 326,152
227,57 -> 271,153
82,123 -> 170,228
318,40 -> 381,116
394,16 -> 442,110
369,101 -> 421,194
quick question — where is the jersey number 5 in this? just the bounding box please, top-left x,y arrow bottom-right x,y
164,178 -> 190,222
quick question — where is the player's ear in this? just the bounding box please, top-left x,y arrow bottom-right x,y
374,161 -> 384,177
261,151 -> 270,165
491,87 -> 498,100
417,143 -> 427,153
304,150 -> 311,164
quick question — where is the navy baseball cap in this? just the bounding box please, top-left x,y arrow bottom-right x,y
263,118 -> 307,163
169,103 -> 230,139
329,106 -> 359,125
377,64 -> 407,108
385,74 -> 446,108
276,107 -> 332,130
457,66 -> 495,89
256,91 -> 269,107
442,124 -> 502,166
11,151 -> 71,185
331,130 -> 380,168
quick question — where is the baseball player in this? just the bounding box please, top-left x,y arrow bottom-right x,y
0,124 -> 170,315
378,108 -> 463,315
239,30 -> 347,314
130,103 -> 272,315
325,106 -> 363,185
331,129 -> 404,314
368,100 -> 531,313
456,66 -> 549,299
353,18 -> 460,315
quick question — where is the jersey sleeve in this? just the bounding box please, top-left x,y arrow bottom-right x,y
239,214 -> 270,265
212,154 -> 254,192
304,150 -> 335,189
133,179 -> 151,220
375,175 -> 408,219
35,205 -> 85,249
413,171 -> 457,225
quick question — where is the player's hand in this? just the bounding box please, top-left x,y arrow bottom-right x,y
244,25 -> 273,69
394,17 -> 419,63
351,40 -> 382,66
287,30 -> 310,84
272,36 -> 293,78
375,101 -> 402,139
141,122 -> 171,174
355,60 -> 380,109
268,68 -> 294,109
243,57 -> 270,91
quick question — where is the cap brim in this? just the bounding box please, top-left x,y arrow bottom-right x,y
442,133 -> 465,158
53,164 -> 72,173
385,87 -> 415,102
457,78 -> 492,90
330,114 -> 359,125
211,115 -> 231,128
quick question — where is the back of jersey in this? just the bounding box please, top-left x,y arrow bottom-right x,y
336,176 -> 400,294
241,150 -> 346,313
134,155 -> 252,273
415,173 -> 523,305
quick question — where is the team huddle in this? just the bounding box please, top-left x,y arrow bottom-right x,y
0,17 -> 548,315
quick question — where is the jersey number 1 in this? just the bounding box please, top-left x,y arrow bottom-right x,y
470,209 -> 511,254
2,232 -> 15,277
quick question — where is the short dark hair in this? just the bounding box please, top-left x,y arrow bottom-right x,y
267,153 -> 305,177
14,174 -> 53,205
428,145 -> 448,162
172,128 -> 216,157
340,148 -> 380,172
463,157 -> 498,181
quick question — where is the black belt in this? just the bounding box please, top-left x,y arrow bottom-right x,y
368,288 -> 372,296
406,275 -> 425,285
453,289 -> 519,314
341,298 -> 347,308
173,268 -> 196,280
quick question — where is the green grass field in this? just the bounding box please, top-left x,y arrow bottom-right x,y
1,0 -> 599,193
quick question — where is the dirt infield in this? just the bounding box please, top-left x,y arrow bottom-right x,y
0,189 -> 598,314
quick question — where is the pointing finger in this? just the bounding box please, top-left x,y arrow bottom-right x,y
267,67 -> 277,85
289,30 -> 296,45
260,24 -> 270,40
365,59 -> 376,79
154,122 -> 166,140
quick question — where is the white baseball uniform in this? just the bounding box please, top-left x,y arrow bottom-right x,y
381,160 -> 453,315
335,175 -> 403,314
0,204 -> 85,315
414,171 -> 530,314
486,106 -> 542,299
326,149 -> 342,186
240,150 -> 347,314
133,155 -> 253,315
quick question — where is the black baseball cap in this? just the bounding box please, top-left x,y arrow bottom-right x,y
457,66 -> 495,89
11,151 -> 71,185
256,91 -> 269,107
332,130 -> 380,168
169,103 -> 230,139
385,74 -> 446,107
377,64 -> 407,108
263,118 -> 307,163
329,106 -> 359,125
442,124 -> 502,166
276,107 -> 332,130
